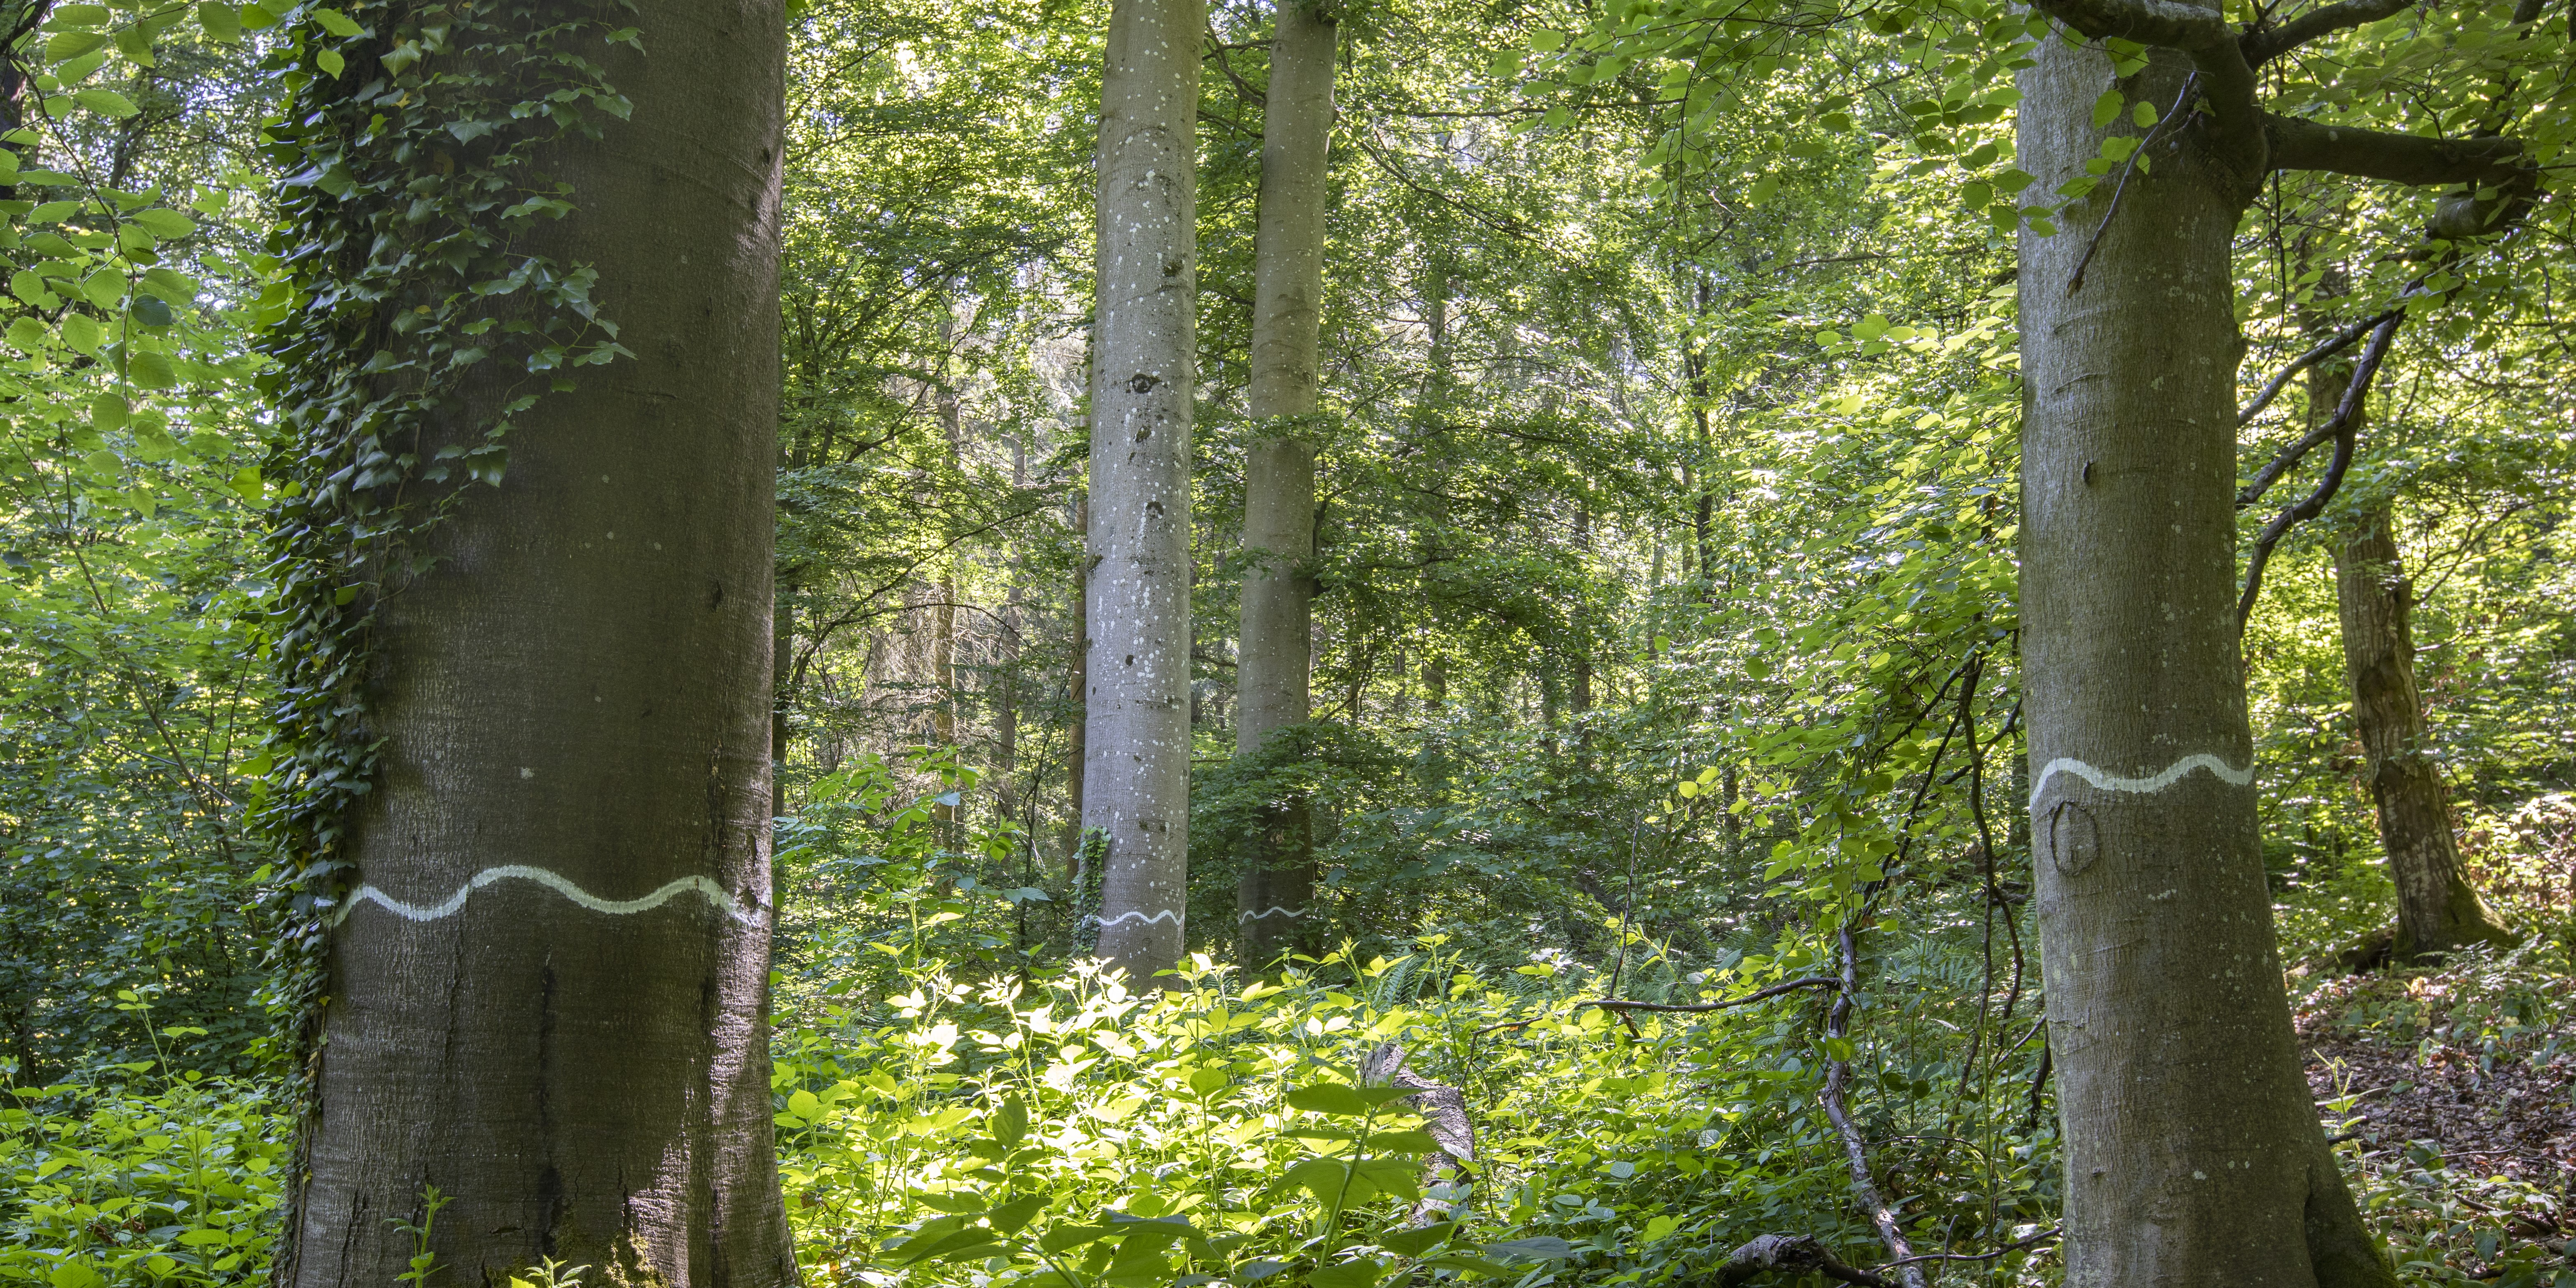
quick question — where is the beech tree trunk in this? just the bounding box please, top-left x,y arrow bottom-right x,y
1236,0 -> 1335,965
2016,36 -> 2391,1288
1085,0 -> 1202,981
283,5 -> 792,1287
2333,506 -> 2512,960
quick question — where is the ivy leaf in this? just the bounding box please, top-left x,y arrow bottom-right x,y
74,88 -> 138,118
316,48 -> 345,77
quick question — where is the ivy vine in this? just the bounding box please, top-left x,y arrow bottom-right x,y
246,0 -> 636,1097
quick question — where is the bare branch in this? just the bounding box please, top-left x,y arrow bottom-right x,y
2237,313 -> 2401,630
2265,115 -> 2526,187
1713,1234 -> 1896,1288
2240,0 -> 2414,68
2237,308 -> 2400,426
1579,975 -> 1840,1013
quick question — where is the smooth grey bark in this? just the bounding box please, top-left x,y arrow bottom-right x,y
1085,0 -> 1203,982
2332,506 -> 2513,960
1236,0 -> 1336,965
2016,35 -> 2391,1288
285,4 -> 792,1286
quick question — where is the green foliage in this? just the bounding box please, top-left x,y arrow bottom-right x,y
0,1043 -> 285,1288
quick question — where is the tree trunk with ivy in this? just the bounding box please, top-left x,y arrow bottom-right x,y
269,4 -> 793,1286
1236,0 -> 1334,965
2332,505 -> 2512,960
1084,0 -> 1203,982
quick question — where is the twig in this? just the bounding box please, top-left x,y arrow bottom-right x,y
1579,975 -> 1841,1014
2068,75 -> 2198,294
1821,922 -> 1929,1288
1877,1225 -> 2063,1269
2236,312 -> 2402,630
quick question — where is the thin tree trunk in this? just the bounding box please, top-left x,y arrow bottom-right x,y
282,4 -> 793,1286
2016,34 -> 2391,1288
1067,497 -> 1089,876
2333,507 -> 2512,959
1235,0 -> 1333,965
1085,0 -> 1202,982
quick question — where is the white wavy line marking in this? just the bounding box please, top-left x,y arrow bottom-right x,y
1097,908 -> 1184,929
2030,753 -> 2254,809
331,865 -> 760,927
1239,906 -> 1306,922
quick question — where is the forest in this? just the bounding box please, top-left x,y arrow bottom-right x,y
1,0 -> 2573,1284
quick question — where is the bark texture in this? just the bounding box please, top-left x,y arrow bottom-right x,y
285,5 -> 792,1288
1085,0 -> 1203,981
1236,0 -> 1335,965
2332,507 -> 2512,960
2016,35 -> 2391,1288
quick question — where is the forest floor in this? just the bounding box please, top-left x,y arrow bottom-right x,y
2293,958 -> 2576,1276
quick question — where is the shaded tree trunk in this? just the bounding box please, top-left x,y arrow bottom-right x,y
1084,0 -> 1202,981
1236,0 -> 1335,965
2016,35 -> 2390,1288
2333,506 -> 2512,960
282,4 -> 793,1286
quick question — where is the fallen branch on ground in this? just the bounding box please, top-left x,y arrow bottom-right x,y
1578,975 -> 1839,1014
1710,1234 -> 1894,1288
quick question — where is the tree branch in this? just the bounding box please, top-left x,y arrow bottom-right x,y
1579,975 -> 1840,1014
2237,312 -> 2400,510
1712,1234 -> 1895,1288
2237,308 -> 2400,426
2240,0 -> 2415,68
2237,313 -> 2401,630
2265,114 -> 2526,188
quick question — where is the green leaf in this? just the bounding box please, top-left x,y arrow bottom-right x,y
60,312 -> 103,355
1036,1225 -> 1116,1254
1378,1224 -> 1456,1256
1485,1238 -> 1574,1263
316,47 -> 345,77
2132,99 -> 2160,127
1528,28 -> 1563,51
1308,1259 -> 1386,1288
987,1195 -> 1045,1236
52,4 -> 111,26
73,88 -> 138,118
1284,1158 -> 1348,1206
89,393 -> 128,431
199,4 -> 244,41
2091,90 -> 2123,129
128,349 -> 178,388
132,208 -> 196,241
994,1095 -> 1027,1146
7,316 -> 49,354
310,6 -> 363,35
43,31 -> 106,62
1287,1081 -> 1414,1116
785,1088 -> 822,1123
